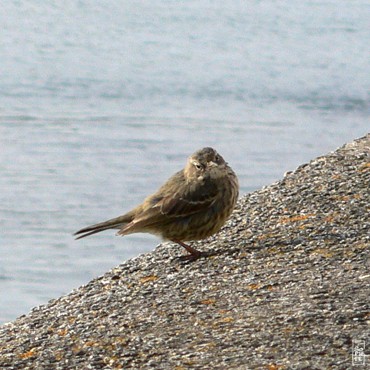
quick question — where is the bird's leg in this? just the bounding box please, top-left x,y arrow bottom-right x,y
172,240 -> 202,261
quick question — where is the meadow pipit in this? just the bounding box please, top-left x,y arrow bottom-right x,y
74,147 -> 239,260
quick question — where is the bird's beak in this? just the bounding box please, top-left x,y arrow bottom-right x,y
208,161 -> 218,168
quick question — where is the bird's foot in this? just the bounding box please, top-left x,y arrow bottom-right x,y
172,239 -> 202,262
178,251 -> 202,263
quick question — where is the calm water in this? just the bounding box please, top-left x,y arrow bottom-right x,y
0,1 -> 369,324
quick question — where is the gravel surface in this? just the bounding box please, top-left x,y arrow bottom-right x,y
1,134 -> 369,369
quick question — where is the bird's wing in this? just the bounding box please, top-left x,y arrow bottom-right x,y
156,175 -> 218,218
117,171 -> 218,235
157,190 -> 216,217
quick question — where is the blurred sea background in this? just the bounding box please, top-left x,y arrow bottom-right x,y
0,1 -> 369,324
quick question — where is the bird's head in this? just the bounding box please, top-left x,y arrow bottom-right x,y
184,147 -> 227,180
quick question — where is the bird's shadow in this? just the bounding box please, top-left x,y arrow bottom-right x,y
171,235 -> 313,265
172,246 -> 245,265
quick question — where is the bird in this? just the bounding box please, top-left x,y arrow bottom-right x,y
74,147 -> 239,260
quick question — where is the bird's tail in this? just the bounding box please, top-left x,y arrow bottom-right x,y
74,212 -> 135,240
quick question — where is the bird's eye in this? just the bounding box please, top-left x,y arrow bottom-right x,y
215,154 -> 221,162
195,163 -> 203,170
